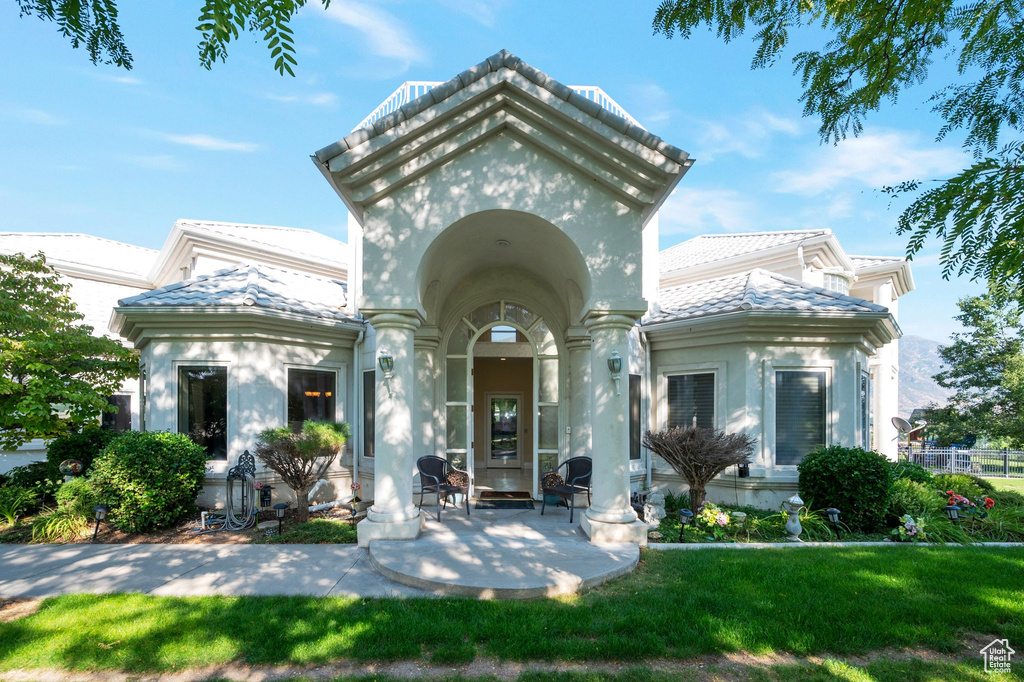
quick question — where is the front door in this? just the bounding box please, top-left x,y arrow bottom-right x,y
487,393 -> 522,469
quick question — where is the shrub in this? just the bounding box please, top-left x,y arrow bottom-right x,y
969,474 -> 996,494
890,478 -> 943,519
6,461 -> 61,507
933,473 -> 987,501
255,421 -> 349,523
0,485 -> 35,526
990,489 -> 1024,508
90,431 -> 208,533
47,427 -> 120,476
798,445 -> 892,532
889,460 -> 934,485
55,476 -> 99,519
642,427 -> 755,512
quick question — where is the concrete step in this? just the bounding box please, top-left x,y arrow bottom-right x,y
367,531 -> 638,599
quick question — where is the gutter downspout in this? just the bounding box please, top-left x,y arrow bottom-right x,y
352,326 -> 365,492
641,330 -> 653,491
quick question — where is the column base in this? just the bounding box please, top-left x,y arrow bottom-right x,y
580,512 -> 649,547
356,512 -> 425,548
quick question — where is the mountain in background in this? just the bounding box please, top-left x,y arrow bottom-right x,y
899,335 -> 953,417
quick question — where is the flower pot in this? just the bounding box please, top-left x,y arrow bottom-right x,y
352,499 -> 373,513
449,493 -> 465,507
544,493 -> 561,506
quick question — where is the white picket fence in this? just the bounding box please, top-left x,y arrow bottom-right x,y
898,445 -> 1024,478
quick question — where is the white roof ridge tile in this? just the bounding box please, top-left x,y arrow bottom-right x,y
313,49 -> 689,167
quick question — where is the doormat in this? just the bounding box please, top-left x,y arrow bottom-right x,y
474,500 -> 536,510
479,490 -> 532,500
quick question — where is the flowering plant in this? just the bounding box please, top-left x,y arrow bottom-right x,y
694,500 -> 731,541
351,481 -> 361,501
946,489 -> 993,519
891,514 -> 926,542
253,481 -> 265,490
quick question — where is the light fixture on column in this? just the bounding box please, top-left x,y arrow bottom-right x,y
378,348 -> 394,397
607,350 -> 623,396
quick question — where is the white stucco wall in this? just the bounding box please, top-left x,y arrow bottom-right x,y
139,338 -> 355,508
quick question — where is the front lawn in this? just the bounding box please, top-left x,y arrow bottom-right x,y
992,477 -> 1024,493
1,546 -> 1021,672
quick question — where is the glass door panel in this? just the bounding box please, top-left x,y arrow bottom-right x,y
488,395 -> 521,469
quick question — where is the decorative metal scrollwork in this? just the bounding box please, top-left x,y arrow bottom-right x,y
227,450 -> 256,480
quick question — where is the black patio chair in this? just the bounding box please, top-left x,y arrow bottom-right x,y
416,455 -> 471,522
540,456 -> 592,523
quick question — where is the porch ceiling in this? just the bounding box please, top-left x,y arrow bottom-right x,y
312,50 -> 693,226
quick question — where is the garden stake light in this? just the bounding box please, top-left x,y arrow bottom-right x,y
91,504 -> 110,542
274,503 -> 288,535
678,507 -> 694,542
826,507 -> 841,539
944,504 -> 961,523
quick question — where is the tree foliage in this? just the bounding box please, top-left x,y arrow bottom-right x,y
254,420 -> 349,522
0,252 -> 138,450
932,283 -> 1024,446
654,1 -> 1024,291
643,426 -> 755,513
15,0 -> 332,76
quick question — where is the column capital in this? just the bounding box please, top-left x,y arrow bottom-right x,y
364,310 -> 423,333
414,325 -> 441,351
583,312 -> 640,333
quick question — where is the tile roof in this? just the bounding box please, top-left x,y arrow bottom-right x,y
176,220 -> 347,267
849,255 -> 906,270
660,230 -> 830,274
0,232 -> 158,280
313,49 -> 689,167
118,264 -> 355,322
648,268 -> 888,324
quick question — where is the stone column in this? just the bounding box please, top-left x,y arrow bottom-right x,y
414,327 -> 440,458
580,313 -> 648,545
357,311 -> 425,547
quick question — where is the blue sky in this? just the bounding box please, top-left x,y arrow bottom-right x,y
0,1 -> 981,340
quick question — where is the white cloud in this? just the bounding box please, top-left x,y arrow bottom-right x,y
266,92 -> 338,106
626,82 -> 678,127
321,2 -> 425,69
658,187 -> 757,234
690,107 -> 802,162
439,0 -> 509,27
773,130 -> 965,195
99,74 -> 142,86
1,105 -> 64,126
157,133 -> 259,152
121,154 -> 185,172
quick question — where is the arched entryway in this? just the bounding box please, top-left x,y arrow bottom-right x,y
443,300 -> 561,499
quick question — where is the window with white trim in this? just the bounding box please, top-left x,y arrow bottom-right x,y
667,373 -> 714,429
362,369 -> 375,457
178,366 -> 228,460
775,370 -> 826,465
629,374 -> 641,459
287,368 -> 336,430
860,371 -> 870,450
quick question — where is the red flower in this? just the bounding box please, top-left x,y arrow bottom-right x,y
984,497 -> 995,509
945,490 -> 955,496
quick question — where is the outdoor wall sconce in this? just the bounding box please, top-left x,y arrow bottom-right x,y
274,503 -> 288,535
825,507 -> 841,539
607,350 -> 623,396
92,504 -> 110,542
944,504 -> 961,523
378,348 -> 395,397
677,508 -> 694,542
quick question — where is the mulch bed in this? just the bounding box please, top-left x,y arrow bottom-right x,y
0,506 -> 359,546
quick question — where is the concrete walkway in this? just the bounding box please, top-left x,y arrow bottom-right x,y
0,543 -> 429,598
0,507 -> 640,599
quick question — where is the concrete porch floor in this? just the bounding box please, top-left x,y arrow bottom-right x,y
368,502 -> 639,599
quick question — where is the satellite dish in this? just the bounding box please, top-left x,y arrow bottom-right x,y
892,417 -> 927,440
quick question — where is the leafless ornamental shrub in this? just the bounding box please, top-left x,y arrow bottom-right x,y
254,421 -> 349,522
643,427 -> 756,512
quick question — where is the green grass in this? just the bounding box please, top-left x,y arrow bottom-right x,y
254,518 -> 358,544
992,477 -> 1024,493
1,546 -> 1022,672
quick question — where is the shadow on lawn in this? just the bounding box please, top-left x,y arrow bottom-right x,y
0,547 -> 1021,672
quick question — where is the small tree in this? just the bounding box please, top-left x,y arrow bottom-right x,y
643,427 -> 755,513
0,252 -> 138,450
254,420 -> 349,523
